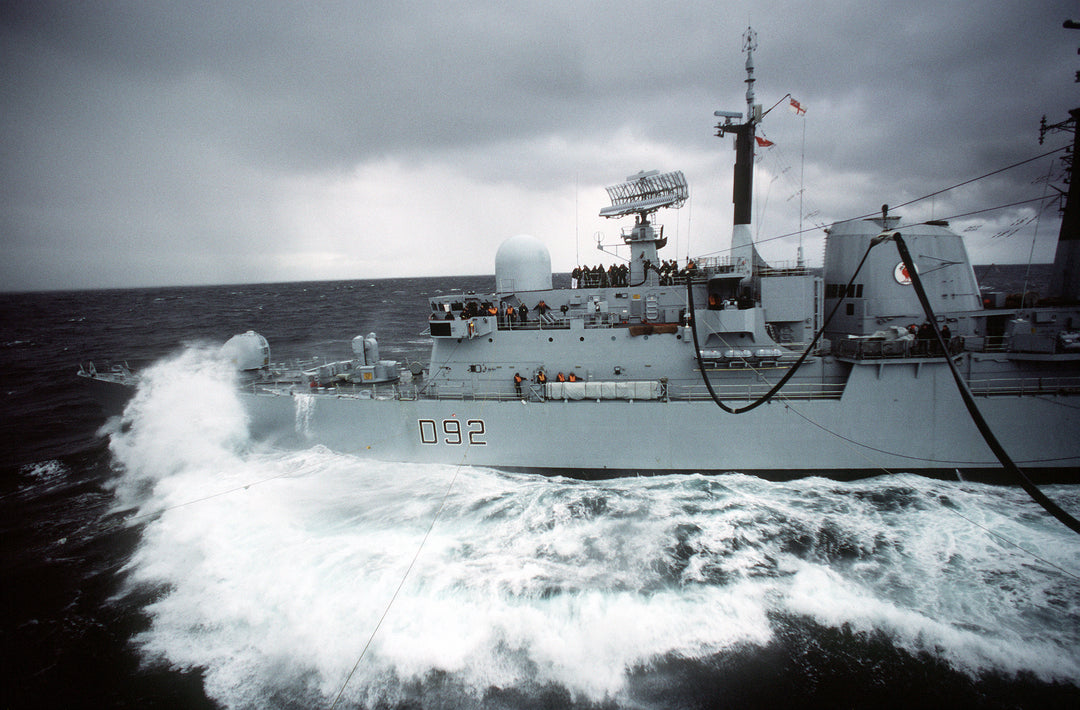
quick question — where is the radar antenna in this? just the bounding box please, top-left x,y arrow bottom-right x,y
598,170 -> 688,219
597,170 -> 688,285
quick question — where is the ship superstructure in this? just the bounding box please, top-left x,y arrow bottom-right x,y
421,163 -> 813,403
80,31 -> 1080,484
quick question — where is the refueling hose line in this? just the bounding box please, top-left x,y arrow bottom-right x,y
884,231 -> 1080,535
686,231 -> 1079,534
685,241 -> 876,414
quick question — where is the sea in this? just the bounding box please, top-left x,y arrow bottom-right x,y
2,266 -> 1079,709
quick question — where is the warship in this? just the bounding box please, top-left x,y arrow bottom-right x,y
81,32 -> 1080,486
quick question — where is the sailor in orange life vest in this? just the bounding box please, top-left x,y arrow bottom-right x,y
567,372 -> 577,382
556,372 -> 566,382
513,372 -> 523,397
535,369 -> 547,385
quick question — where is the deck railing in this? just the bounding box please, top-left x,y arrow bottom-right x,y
832,338 -> 963,359
250,372 -> 1080,402
495,315 -> 622,331
666,381 -> 845,401
967,376 -> 1080,397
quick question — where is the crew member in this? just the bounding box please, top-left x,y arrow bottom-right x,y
513,372 -> 523,397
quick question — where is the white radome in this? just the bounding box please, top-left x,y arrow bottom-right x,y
220,331 -> 270,371
495,234 -> 552,293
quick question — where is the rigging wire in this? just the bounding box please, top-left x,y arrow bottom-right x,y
1021,160 -> 1058,306
329,383 -> 502,706
703,194 -> 1059,259
897,195 -> 1061,229
112,467 -> 297,529
887,146 -> 1067,213
777,395 -> 1078,466
695,144 -> 1069,259
330,359 -> 517,702
328,418 -> 480,707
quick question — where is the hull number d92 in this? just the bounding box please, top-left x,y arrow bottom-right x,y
418,418 -> 487,445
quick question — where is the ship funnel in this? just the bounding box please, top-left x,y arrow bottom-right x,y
823,218 -> 980,340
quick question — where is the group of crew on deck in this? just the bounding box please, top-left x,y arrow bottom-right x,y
433,299 -> 554,326
656,259 -> 696,285
911,321 -> 954,355
512,368 -> 579,397
573,264 -> 629,288
571,259 -> 696,288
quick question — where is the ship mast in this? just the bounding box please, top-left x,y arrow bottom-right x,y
716,27 -> 762,277
1043,19 -> 1080,302
1043,108 -> 1080,302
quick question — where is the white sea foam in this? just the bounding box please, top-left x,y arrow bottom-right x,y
19,459 -> 69,485
110,348 -> 1080,707
108,345 -> 247,504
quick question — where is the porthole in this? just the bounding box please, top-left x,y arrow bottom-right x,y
579,336 -> 585,342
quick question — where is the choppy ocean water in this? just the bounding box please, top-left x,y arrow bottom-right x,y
2,267 -> 1079,709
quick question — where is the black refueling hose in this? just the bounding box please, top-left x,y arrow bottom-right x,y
884,231 -> 1080,535
686,229 -> 1079,534
685,242 -> 877,414
588,223 -> 1079,531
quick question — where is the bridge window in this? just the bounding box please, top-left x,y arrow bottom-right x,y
825,283 -> 864,298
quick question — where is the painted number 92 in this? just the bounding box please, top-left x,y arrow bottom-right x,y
418,418 -> 487,445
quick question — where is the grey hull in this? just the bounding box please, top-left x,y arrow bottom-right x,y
242,360 -> 1080,483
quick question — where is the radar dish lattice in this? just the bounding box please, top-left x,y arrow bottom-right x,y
599,170 -> 688,219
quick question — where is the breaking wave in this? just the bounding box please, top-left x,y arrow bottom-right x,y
108,348 -> 1080,708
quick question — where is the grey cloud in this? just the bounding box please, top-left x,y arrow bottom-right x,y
0,1 -> 1076,290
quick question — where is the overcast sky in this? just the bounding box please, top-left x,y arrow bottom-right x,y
2,1 -> 1077,291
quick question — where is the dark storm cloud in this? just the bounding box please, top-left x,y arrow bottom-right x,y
1,1 -> 1077,289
